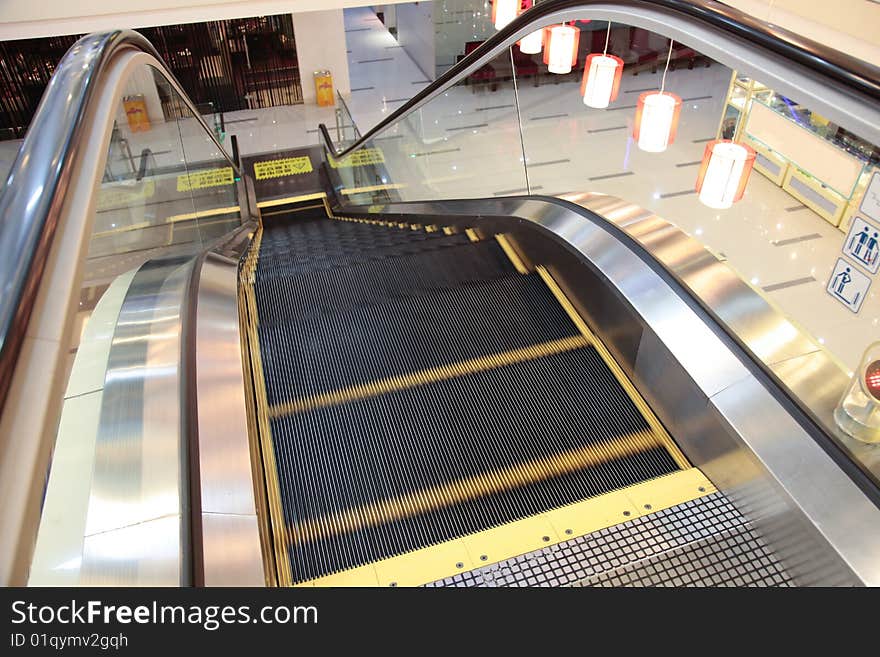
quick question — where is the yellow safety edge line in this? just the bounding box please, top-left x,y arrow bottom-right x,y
286,427 -> 667,548
495,234 -> 529,274
340,183 -> 405,195
535,265 -> 594,338
236,268 -> 278,587
163,205 -> 242,224
90,206 -> 241,239
325,201 -> 461,237
256,192 -> 327,209
322,195 -> 335,219
268,335 -> 590,419
239,227 -> 293,586
91,220 -> 151,239
536,266 -> 691,470
299,468 -> 714,587
261,203 -> 326,218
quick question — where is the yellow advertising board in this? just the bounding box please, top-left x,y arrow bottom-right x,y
123,95 -> 151,132
328,147 -> 385,169
253,156 -> 314,180
177,167 -> 235,192
314,71 -> 335,107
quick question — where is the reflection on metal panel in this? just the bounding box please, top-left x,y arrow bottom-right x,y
80,258 -> 194,586
81,515 -> 181,586
560,191 -> 823,370
772,351 -> 880,477
710,375 -> 880,585
196,252 -> 264,585
201,514 -> 265,587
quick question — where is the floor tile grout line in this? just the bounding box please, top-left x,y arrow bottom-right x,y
761,276 -> 817,292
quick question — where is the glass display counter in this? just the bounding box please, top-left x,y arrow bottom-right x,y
718,71 -> 878,230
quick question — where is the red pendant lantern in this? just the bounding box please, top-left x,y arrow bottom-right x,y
543,24 -> 579,73
580,53 -> 624,108
492,0 -> 520,30
695,139 -> 757,209
632,91 -> 682,152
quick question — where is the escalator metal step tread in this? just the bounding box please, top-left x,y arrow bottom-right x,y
259,226 -> 448,257
257,216 -> 460,266
580,524 -> 791,587
257,233 -> 471,278
264,207 -> 328,222
244,213 -> 684,586
258,273 -> 580,406
269,346 -> 678,583
254,239 -> 517,322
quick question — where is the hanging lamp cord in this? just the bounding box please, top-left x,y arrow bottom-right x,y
660,39 -> 674,94
603,20 -> 611,55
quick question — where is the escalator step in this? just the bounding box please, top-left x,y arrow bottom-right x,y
259,214 -> 446,252
254,239 -> 517,322
258,225 -> 470,278
257,233 -> 473,279
269,346 -> 677,584
243,213 -> 683,586
258,273 -> 580,406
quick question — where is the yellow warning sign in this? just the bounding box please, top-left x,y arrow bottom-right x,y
328,147 -> 385,169
177,167 -> 234,192
254,156 -> 314,180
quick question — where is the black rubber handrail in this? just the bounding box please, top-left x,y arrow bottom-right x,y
320,0 -> 880,158
136,148 -> 155,182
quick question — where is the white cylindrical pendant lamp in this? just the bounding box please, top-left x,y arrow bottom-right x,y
581,54 -> 624,108
492,0 -> 519,30
695,140 -> 756,209
633,91 -> 682,152
518,29 -> 544,54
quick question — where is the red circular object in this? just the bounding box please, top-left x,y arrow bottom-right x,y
865,360 -> 880,401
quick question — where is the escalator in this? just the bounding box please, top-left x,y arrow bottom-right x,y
4,2 -> 880,589
238,200 -> 779,587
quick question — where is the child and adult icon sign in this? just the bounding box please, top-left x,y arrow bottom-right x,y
843,216 -> 880,274
827,258 -> 871,313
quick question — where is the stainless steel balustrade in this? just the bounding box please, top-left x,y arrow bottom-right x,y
0,31 -> 248,586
